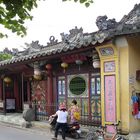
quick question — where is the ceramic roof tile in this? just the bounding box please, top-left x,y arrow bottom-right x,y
0,4 -> 140,67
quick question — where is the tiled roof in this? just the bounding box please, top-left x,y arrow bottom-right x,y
0,3 -> 140,67
0,33 -> 94,66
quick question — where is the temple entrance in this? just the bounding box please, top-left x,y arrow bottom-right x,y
58,73 -> 101,126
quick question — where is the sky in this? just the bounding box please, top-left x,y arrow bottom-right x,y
0,0 -> 140,51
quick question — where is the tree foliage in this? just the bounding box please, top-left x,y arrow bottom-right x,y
0,53 -> 12,61
0,0 -> 37,38
0,0 -> 93,38
62,0 -> 93,7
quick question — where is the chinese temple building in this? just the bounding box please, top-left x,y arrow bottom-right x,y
0,3 -> 140,133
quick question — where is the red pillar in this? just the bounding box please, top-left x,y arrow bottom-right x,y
14,78 -> 19,111
46,64 -> 53,115
47,72 -> 53,105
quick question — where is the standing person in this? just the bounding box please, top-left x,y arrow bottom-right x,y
68,99 -> 80,124
52,102 -> 68,140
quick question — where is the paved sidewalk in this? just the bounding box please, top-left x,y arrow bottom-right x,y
0,113 -> 25,126
0,113 -> 140,140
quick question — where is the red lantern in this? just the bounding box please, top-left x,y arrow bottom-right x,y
61,62 -> 68,73
46,64 -> 52,70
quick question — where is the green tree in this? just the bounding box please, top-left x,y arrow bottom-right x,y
0,0 -> 37,38
0,0 -> 93,38
63,0 -> 93,7
0,53 -> 12,61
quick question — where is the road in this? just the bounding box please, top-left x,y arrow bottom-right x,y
0,125 -> 52,140
0,124 -> 85,140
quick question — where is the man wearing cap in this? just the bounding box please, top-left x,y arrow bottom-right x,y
52,102 -> 68,140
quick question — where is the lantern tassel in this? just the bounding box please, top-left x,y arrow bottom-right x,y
63,68 -> 66,73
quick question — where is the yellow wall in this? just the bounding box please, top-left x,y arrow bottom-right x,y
96,44 -> 120,128
96,36 -> 140,133
127,36 -> 140,132
118,43 -> 130,132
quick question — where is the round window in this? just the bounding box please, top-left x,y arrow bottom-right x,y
69,76 -> 86,95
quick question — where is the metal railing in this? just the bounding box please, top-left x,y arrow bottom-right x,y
33,102 -> 101,126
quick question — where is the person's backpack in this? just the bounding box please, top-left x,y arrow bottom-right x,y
73,111 -> 80,121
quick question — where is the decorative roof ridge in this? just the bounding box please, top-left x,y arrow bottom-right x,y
1,3 -> 140,66
120,3 -> 140,24
95,15 -> 118,31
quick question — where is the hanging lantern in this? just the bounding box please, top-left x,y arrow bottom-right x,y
75,59 -> 83,71
61,62 -> 68,73
33,74 -> 42,80
3,77 -> 12,84
33,61 -> 41,77
93,59 -> 100,68
92,52 -> 100,68
34,68 -> 42,80
46,64 -> 52,70
34,68 -> 41,76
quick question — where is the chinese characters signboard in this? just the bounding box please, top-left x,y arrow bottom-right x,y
105,75 -> 116,122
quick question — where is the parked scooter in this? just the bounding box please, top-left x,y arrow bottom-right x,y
49,115 -> 81,139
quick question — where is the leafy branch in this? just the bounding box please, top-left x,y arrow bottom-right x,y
62,0 -> 94,7
0,0 -> 93,39
0,0 -> 37,38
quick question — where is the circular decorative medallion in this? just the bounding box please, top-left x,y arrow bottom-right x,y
69,76 -> 86,96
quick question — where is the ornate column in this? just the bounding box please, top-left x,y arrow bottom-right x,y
46,64 -> 53,115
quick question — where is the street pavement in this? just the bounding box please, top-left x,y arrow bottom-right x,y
0,121 -> 86,140
0,113 -> 85,140
0,113 -> 140,140
0,124 -> 60,140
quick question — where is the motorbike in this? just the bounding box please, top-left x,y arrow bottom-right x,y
49,115 -> 81,139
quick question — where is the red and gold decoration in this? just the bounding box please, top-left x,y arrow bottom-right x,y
61,54 -> 87,63
61,62 -> 68,73
61,54 -> 86,72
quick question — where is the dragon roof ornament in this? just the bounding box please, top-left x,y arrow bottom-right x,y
22,41 -> 43,54
60,26 -> 83,45
96,15 -> 118,30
